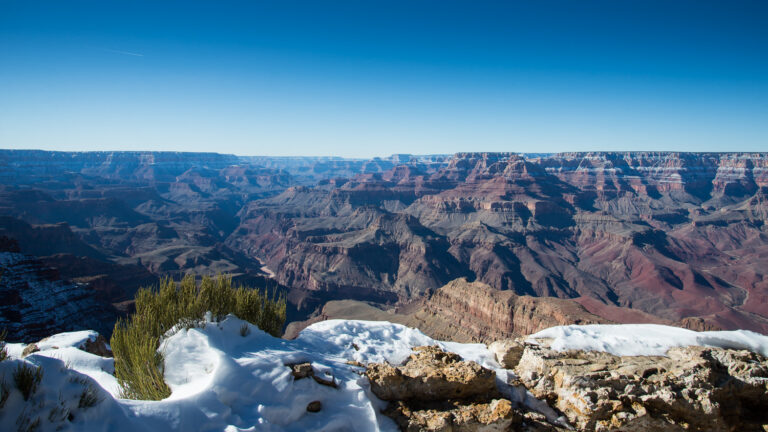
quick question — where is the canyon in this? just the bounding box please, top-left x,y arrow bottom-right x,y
1,150 -> 767,340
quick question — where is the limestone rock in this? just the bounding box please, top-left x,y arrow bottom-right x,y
366,346 -> 526,431
384,398 -> 520,432
366,346 -> 497,401
488,339 -> 525,369
306,401 -> 322,412
80,334 -> 113,357
289,362 -> 314,380
515,343 -> 768,431
21,343 -> 39,357
286,362 -> 338,388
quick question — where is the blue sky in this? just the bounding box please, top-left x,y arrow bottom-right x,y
1,1 -> 766,157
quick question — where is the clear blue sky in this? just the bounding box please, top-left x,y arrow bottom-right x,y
1,1 -> 766,157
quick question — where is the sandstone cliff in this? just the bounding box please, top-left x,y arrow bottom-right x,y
285,278 -> 610,344
414,278 -> 610,342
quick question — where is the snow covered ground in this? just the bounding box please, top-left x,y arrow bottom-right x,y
2,319 -> 768,431
0,317 -> 512,432
528,324 -> 768,357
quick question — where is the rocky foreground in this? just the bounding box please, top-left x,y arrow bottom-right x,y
363,340 -> 768,431
2,319 -> 767,431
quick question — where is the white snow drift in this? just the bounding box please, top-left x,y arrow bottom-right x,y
528,323 -> 768,357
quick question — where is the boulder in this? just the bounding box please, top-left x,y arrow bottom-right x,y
80,334 -> 113,358
286,362 -> 338,388
21,343 -> 39,357
289,362 -> 314,380
488,339 -> 525,369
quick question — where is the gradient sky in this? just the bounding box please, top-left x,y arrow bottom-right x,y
1,1 -> 766,157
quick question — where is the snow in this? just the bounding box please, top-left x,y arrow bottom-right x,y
3,319 -> 768,431
528,324 -> 768,357
0,318 -> 508,432
5,330 -> 120,397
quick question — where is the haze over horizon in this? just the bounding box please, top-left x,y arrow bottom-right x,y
1,1 -> 767,158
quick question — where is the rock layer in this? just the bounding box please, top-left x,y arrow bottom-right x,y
284,278 -> 611,344
0,250 -> 117,341
416,279 -> 610,342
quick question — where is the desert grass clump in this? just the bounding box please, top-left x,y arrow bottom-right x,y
111,274 -> 286,400
239,323 -> 251,337
78,384 -> 102,409
13,363 -> 43,401
0,378 -> 9,409
0,329 -> 8,362
15,408 -> 40,432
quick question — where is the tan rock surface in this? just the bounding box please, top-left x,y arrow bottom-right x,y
366,346 -> 498,401
384,398 -> 520,432
489,339 -> 526,369
515,343 -> 768,431
366,346 -> 533,431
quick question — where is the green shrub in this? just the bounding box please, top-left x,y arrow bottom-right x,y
111,274 -> 286,400
13,363 -> 43,401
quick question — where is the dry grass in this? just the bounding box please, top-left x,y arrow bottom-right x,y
13,363 -> 43,401
0,329 -> 8,362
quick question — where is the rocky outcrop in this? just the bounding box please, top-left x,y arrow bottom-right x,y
283,279 -> 610,344
242,154 -> 450,185
488,340 -> 525,369
415,279 -> 611,343
0,150 -> 242,183
366,346 -> 498,401
81,334 -> 113,357
383,399 -> 520,432
366,346 -> 522,431
514,342 -> 768,431
0,251 -> 117,342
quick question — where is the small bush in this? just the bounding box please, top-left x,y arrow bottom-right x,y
239,323 -> 250,337
13,363 -> 43,401
78,384 -> 102,409
47,393 -> 71,423
111,274 -> 286,400
0,329 -> 8,362
15,407 -> 40,432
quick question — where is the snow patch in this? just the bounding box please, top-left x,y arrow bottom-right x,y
528,324 -> 768,357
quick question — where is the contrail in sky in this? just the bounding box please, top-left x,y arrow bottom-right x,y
102,48 -> 144,57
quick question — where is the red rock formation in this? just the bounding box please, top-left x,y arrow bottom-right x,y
417,278 -> 610,342
231,152 -> 768,333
